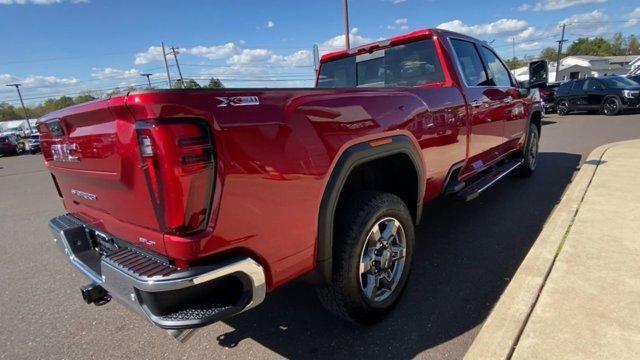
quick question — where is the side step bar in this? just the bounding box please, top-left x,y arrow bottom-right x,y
457,159 -> 524,201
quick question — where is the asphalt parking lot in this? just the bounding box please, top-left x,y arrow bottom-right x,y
2,113 -> 640,360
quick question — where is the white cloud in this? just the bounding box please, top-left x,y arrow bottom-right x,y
18,75 -> 78,87
518,42 -> 541,50
388,18 -> 409,30
134,46 -> 165,65
188,43 -> 241,60
560,10 -> 610,35
624,7 -> 640,27
0,0 -> 87,4
517,3 -> 531,10
227,48 -> 276,65
319,28 -> 374,53
529,0 -> 606,11
384,0 -> 407,4
437,18 -> 529,37
267,20 -> 275,28
91,67 -> 141,80
273,50 -> 314,67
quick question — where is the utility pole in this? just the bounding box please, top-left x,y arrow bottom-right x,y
140,73 -> 153,88
169,46 -> 185,85
555,24 -> 567,81
343,0 -> 350,50
512,37 -> 516,60
5,83 -> 34,134
161,42 -> 172,88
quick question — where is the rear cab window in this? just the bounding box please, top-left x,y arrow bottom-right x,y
317,39 -> 445,88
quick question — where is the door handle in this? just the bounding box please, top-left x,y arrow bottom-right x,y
503,96 -> 513,104
470,99 -> 483,107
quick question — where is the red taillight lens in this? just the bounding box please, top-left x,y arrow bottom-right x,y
136,119 -> 215,235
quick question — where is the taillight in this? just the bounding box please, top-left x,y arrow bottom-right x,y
136,119 -> 215,235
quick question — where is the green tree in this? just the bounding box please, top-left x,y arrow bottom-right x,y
181,79 -> 201,88
0,102 -> 21,121
610,32 -> 626,56
504,57 -> 527,70
74,91 -> 97,104
205,77 -> 225,88
566,37 -> 614,56
539,47 -> 558,63
628,35 -> 640,55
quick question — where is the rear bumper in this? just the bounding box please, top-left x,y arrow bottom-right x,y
49,214 -> 266,334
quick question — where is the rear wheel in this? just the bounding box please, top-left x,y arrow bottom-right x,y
317,192 -> 414,324
557,100 -> 570,116
602,97 -> 621,116
516,123 -> 539,177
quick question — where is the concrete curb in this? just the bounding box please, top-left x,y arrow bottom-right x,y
464,140 -> 639,360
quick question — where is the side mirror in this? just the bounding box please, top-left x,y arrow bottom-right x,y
528,60 -> 548,89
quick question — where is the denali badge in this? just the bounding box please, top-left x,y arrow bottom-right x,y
71,189 -> 97,201
51,143 -> 80,162
216,96 -> 260,107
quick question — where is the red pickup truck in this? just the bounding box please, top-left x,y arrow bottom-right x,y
40,28 -> 541,340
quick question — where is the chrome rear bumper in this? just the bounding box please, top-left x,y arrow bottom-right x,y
49,214 -> 266,340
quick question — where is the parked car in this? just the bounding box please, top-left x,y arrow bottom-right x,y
538,81 -> 562,114
38,28 -> 542,340
23,134 -> 41,154
555,76 -> 640,116
0,134 -> 21,156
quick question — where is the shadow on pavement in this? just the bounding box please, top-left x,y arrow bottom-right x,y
216,152 -> 581,359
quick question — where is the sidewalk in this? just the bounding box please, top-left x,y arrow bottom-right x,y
466,140 -> 640,360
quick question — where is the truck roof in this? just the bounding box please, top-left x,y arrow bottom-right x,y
320,28 -> 475,63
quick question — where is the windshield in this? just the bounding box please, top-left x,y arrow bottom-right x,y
599,76 -> 638,88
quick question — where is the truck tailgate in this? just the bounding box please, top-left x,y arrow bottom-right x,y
39,97 -> 166,252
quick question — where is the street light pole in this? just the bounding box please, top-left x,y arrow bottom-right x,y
140,73 -> 153,88
5,83 -> 34,134
343,0 -> 350,50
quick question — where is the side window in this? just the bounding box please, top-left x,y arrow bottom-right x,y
450,39 -> 489,86
480,47 -> 513,87
572,79 -> 585,91
584,79 -> 601,90
384,40 -> 445,86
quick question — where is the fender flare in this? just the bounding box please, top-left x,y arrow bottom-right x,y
312,135 -> 424,284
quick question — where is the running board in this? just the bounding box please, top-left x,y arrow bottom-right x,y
457,159 -> 524,201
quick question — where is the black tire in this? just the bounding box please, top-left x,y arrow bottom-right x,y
316,191 -> 414,324
516,123 -> 539,177
557,100 -> 570,116
602,97 -> 621,116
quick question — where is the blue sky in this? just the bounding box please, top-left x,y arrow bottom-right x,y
1,0 -> 639,105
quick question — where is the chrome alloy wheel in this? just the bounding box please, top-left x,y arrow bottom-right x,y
359,217 -> 407,303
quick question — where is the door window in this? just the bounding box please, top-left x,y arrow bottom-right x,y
450,39 -> 489,86
480,47 -> 513,87
571,79 -> 586,91
584,79 -> 602,90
